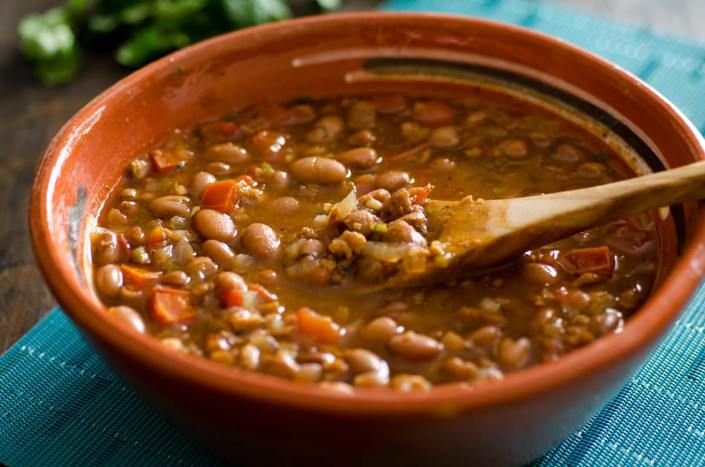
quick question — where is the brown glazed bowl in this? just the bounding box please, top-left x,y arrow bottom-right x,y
30,12 -> 705,466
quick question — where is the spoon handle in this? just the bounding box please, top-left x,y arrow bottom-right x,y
506,160 -> 705,230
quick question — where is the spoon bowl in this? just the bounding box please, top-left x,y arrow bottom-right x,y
378,160 -> 705,290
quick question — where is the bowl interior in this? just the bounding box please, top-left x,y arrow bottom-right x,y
31,13 -> 705,411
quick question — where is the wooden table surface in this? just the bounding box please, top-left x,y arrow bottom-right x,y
1,0 -> 703,353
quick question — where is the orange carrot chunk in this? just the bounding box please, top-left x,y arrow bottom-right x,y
120,264 -> 162,287
150,287 -> 195,324
411,185 -> 433,205
149,149 -> 184,174
296,307 -> 342,344
200,176 -> 255,212
559,246 -> 613,275
218,288 -> 244,308
146,227 -> 167,247
200,180 -> 240,212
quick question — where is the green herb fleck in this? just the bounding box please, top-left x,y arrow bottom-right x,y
372,223 -> 388,233
132,246 -> 150,264
261,162 -> 275,176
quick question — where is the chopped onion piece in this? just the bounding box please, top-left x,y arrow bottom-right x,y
402,254 -> 428,273
242,290 -> 260,309
479,297 -> 501,312
365,198 -> 383,211
328,188 -> 358,222
312,214 -> 329,228
362,242 -> 413,262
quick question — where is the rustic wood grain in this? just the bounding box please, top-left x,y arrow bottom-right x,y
0,0 -> 701,353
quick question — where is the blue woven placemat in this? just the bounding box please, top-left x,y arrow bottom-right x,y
3,1 -> 705,465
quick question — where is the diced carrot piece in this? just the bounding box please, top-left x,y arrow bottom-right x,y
200,176 -> 255,213
218,288 -> 244,308
150,287 -> 195,324
559,246 -> 613,275
146,227 -> 167,247
411,185 -> 433,205
149,149 -> 184,174
296,307 -> 342,344
248,283 -> 277,302
199,121 -> 240,143
120,264 -> 162,287
200,180 -> 240,212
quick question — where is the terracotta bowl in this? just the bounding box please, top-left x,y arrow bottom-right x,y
30,12 -> 705,466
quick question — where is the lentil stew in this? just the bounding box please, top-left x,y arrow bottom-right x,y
92,93 -> 660,391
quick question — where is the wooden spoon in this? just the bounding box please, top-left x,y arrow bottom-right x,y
378,160 -> 705,290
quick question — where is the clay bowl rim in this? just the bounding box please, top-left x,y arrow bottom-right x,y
30,12 -> 705,415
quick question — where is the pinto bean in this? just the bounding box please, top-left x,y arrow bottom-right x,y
498,337 -> 532,370
160,270 -> 190,286
95,264 -> 123,298
551,143 -> 584,163
240,344 -> 261,370
240,223 -> 280,259
337,148 -> 378,170
372,94 -> 407,114
344,209 -> 380,235
346,349 -> 389,377
202,239 -> 235,265
215,271 -> 248,293
269,170 -> 290,191
270,196 -> 300,215
444,357 -> 479,380
354,174 -> 377,196
186,256 -> 218,281
376,170 -> 410,192
306,115 -> 344,143
192,209 -> 236,242
429,126 -> 459,148
296,363 -> 323,382
251,131 -> 287,158
205,143 -> 251,164
389,331 -> 442,359
578,162 -> 607,179
470,325 -> 502,347
290,157 -> 347,184
354,371 -> 389,387
413,100 -> 455,126
347,129 -> 376,146
390,374 -> 431,391
522,262 -> 559,285
385,220 -> 427,246
205,161 -> 233,176
119,201 -> 139,216
430,157 -> 457,171
93,230 -> 123,265
149,195 -> 191,218
347,101 -> 376,129
190,171 -> 216,199
107,306 -> 146,334
503,139 -> 529,159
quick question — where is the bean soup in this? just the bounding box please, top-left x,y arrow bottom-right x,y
92,93 -> 659,391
